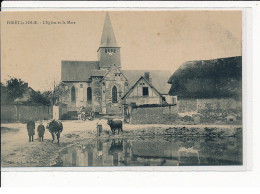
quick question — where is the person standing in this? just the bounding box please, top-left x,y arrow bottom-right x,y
37,121 -> 45,142
27,119 -> 35,142
96,118 -> 102,136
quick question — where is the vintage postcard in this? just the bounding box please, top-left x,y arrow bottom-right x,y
1,10 -> 245,169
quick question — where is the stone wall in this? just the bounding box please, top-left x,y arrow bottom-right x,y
177,98 -> 242,124
178,98 -> 242,113
178,99 -> 197,113
130,106 -> 178,124
1,104 -> 52,122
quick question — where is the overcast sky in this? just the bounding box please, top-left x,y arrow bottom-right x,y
1,11 -> 242,91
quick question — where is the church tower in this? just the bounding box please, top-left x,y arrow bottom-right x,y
98,12 -> 121,70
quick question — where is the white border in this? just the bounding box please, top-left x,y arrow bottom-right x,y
0,1 -> 254,174
0,1 -> 258,10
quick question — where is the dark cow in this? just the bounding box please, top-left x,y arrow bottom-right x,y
46,119 -> 63,144
107,119 -> 123,135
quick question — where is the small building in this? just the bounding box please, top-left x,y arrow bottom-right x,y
121,75 -> 166,106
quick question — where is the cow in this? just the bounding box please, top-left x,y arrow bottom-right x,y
107,119 -> 123,135
46,119 -> 63,144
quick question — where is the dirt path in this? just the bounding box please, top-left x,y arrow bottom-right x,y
1,120 -> 242,168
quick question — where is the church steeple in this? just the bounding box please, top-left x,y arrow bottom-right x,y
100,12 -> 118,47
98,12 -> 121,69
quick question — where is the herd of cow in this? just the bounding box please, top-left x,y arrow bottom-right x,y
26,118 -> 123,144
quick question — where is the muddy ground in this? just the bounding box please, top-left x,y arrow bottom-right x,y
1,119 -> 242,167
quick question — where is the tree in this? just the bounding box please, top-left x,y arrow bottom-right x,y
6,78 -> 26,102
1,82 -> 8,104
31,90 -> 52,106
52,82 -> 69,105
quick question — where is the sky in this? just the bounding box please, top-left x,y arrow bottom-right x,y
1,11 -> 242,91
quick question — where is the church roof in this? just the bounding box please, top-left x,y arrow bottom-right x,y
99,12 -> 118,48
91,70 -> 107,77
61,61 -> 99,82
61,61 -> 171,94
122,70 -> 172,95
101,64 -> 128,81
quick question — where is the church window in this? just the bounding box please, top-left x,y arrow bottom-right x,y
108,49 -> 110,52
112,86 -> 117,103
143,87 -> 149,96
79,85 -> 83,102
87,87 -> 92,102
114,49 -> 116,53
105,49 -> 107,53
71,86 -> 76,102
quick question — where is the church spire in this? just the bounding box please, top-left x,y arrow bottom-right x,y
100,12 -> 118,47
98,12 -> 121,69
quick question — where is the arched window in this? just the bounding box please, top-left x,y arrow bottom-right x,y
112,86 -> 117,103
87,87 -> 92,102
71,86 -> 76,102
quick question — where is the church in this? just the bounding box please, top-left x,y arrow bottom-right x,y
59,12 -> 171,115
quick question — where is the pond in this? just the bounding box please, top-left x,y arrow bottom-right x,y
56,133 -> 242,167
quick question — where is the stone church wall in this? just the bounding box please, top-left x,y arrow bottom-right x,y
90,77 -> 102,113
102,65 -> 129,115
59,82 -> 92,112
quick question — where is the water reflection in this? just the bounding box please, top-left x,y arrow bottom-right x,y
108,139 -> 123,166
178,147 -> 200,165
59,136 -> 242,167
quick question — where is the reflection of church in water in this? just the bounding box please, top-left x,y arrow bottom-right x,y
60,139 -> 131,166
60,139 -> 201,166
